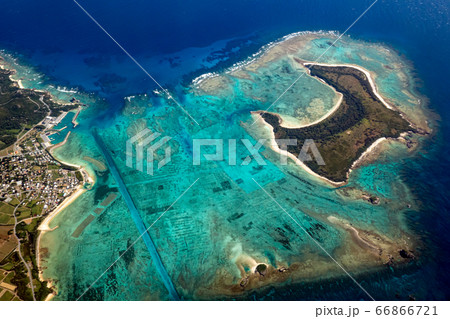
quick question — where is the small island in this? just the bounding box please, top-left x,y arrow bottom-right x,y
259,63 -> 414,183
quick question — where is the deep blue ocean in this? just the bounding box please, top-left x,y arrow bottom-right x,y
1,0 -> 449,300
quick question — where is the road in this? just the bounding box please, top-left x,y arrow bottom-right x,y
12,198 -> 36,301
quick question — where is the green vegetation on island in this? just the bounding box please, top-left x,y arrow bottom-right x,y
0,66 -> 74,151
262,64 -> 413,182
0,129 -> 84,300
0,61 -> 85,300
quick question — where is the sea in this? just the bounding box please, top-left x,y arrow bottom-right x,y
0,0 -> 449,300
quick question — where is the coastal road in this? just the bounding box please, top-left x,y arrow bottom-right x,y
10,94 -> 51,154
13,198 -> 36,301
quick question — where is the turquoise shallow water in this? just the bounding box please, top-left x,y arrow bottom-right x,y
5,33 -> 432,300
92,130 -> 180,300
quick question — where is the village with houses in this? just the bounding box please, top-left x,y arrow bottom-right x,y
0,65 -> 86,300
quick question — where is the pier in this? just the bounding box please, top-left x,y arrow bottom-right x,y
72,107 -> 81,127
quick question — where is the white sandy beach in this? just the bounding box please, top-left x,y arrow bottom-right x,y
35,184 -> 87,301
303,62 -> 395,110
36,163 -> 93,300
252,113 -> 346,187
350,137 -> 387,171
263,92 -> 343,130
0,62 -> 24,88
35,119 -> 94,299
252,62 -> 411,186
37,186 -> 87,233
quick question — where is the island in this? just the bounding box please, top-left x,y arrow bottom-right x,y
258,63 -> 414,183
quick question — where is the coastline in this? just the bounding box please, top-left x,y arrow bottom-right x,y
276,90 -> 343,129
36,186 -> 86,272
1,54 -> 93,300
303,61 -> 429,133
303,62 -> 395,110
302,62 -> 424,173
36,136 -> 94,300
194,31 -> 430,133
0,61 -> 24,89
349,137 -> 387,171
252,61 -> 417,186
192,31 -> 339,88
257,91 -> 343,130
251,112 -> 346,187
